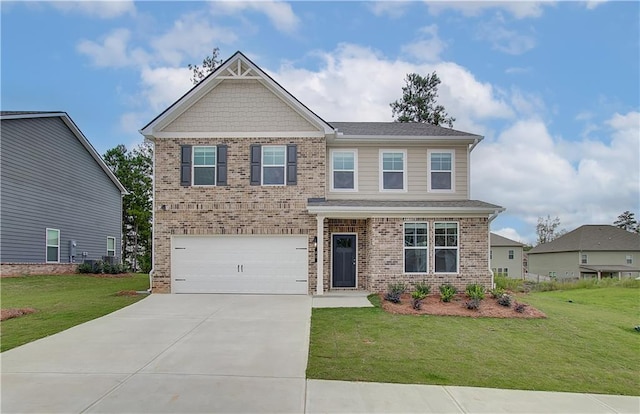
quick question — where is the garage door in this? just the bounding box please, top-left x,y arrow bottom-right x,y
171,235 -> 309,294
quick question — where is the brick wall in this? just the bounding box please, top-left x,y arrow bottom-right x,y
1,263 -> 78,277
153,136 -> 326,293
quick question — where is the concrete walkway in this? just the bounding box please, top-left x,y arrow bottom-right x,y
2,293 -> 638,413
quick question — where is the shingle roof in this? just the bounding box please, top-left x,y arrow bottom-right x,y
307,199 -> 502,209
330,122 -> 480,137
1,111 -> 63,117
528,225 -> 640,254
490,233 -> 524,247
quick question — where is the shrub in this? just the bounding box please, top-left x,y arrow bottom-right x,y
414,281 -> 431,297
77,263 -> 93,274
411,297 -> 423,310
490,287 -> 505,298
494,275 -> 524,292
465,299 -> 480,310
411,290 -> 427,300
384,282 -> 406,304
465,283 -> 485,300
514,302 -> 527,313
497,294 -> 512,307
384,292 -> 401,303
92,260 -> 104,274
439,283 -> 457,302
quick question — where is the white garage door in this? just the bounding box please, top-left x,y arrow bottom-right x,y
171,235 -> 309,294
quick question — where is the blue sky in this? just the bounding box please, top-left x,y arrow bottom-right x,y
2,1 -> 639,243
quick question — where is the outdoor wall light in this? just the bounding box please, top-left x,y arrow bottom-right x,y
313,236 -> 318,263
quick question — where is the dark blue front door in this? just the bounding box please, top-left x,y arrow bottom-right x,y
332,234 -> 356,288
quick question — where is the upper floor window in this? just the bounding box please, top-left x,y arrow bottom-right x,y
250,144 -> 297,186
428,150 -> 454,191
626,255 -> 633,264
193,146 -> 216,186
508,250 -> 514,260
107,237 -> 116,257
581,254 -> 588,264
331,150 -> 357,191
380,150 -> 406,191
46,228 -> 60,263
434,222 -> 458,273
404,223 -> 428,273
262,146 -> 286,185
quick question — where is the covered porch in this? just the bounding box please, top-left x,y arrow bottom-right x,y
579,265 -> 640,280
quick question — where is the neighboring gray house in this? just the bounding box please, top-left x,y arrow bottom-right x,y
1,112 -> 126,276
528,225 -> 640,280
490,233 -> 524,279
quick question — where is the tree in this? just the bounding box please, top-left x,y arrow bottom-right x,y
103,143 -> 153,272
390,72 -> 455,127
536,215 -> 566,245
188,47 -> 222,85
614,211 -> 638,233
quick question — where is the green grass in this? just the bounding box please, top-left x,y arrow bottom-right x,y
1,273 -> 149,352
307,286 -> 640,395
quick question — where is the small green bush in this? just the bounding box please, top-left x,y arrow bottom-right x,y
465,283 -> 485,300
77,263 -> 93,274
494,275 -> 524,292
439,283 -> 457,302
92,260 -> 104,274
411,290 -> 427,300
490,287 -> 505,298
414,281 -> 431,296
497,294 -> 512,307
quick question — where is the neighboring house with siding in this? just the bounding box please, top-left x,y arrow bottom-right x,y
1,112 -> 127,276
527,225 -> 640,280
490,233 -> 524,279
140,51 -> 504,295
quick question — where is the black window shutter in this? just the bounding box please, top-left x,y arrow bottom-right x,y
180,145 -> 192,186
250,144 -> 261,185
216,145 -> 227,186
286,144 -> 297,185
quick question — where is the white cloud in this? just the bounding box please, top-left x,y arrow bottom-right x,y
426,1 -> 554,19
77,28 -> 149,68
401,25 -> 446,62
210,1 -> 300,33
139,66 -> 193,112
368,1 -> 412,18
50,0 -> 135,19
585,0 -> 608,10
477,19 -> 537,55
493,228 -> 526,243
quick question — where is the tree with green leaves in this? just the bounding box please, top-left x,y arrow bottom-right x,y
103,143 -> 153,272
188,47 -> 222,85
614,211 -> 638,233
536,215 -> 566,245
390,72 -> 455,127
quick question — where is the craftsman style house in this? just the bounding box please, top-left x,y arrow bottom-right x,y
140,51 -> 503,295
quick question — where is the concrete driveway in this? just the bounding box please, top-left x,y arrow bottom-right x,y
1,294 -> 311,413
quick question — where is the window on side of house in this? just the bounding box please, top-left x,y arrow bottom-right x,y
626,255 -> 633,264
490,249 -> 493,260
262,146 -> 286,185
581,254 -> 588,264
107,237 -> 116,257
404,222 -> 428,273
46,228 -> 60,263
428,150 -> 454,191
504,268 -> 509,276
380,150 -> 406,191
508,249 -> 514,260
331,150 -> 357,191
434,222 -> 458,273
193,146 -> 216,186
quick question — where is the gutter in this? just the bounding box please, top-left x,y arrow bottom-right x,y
144,136 -> 156,293
488,208 -> 504,288
469,137 -> 481,153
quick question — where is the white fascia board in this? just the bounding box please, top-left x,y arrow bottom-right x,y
329,135 -> 482,145
1,112 -> 67,120
307,205 -> 505,218
152,131 -> 326,139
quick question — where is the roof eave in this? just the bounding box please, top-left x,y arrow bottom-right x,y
328,135 -> 482,144
307,205 -> 504,218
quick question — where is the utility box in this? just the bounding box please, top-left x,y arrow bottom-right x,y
69,240 -> 77,261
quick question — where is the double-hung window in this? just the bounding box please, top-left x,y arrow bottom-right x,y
331,150 -> 357,191
262,146 -> 286,185
581,254 -> 588,264
508,249 -> 514,260
428,150 -> 454,191
627,255 -> 633,264
46,228 -> 60,263
193,146 -> 216,186
107,237 -> 116,257
380,150 -> 406,191
404,223 -> 428,273
434,222 -> 458,273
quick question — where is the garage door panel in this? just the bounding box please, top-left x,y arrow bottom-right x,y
171,236 -> 308,294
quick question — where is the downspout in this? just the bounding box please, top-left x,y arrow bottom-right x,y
488,209 -> 503,288
145,136 -> 156,293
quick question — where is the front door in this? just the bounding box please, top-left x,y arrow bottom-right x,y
332,234 -> 356,288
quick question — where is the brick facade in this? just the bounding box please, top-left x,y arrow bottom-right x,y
1,263 -> 78,277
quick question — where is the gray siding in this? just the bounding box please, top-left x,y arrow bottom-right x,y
490,246 -> 524,279
1,117 -> 122,263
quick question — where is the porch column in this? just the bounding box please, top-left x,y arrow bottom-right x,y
316,215 -> 325,295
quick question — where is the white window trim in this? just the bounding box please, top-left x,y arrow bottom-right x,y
330,149 -> 358,192
107,236 -> 116,257
403,222 -> 429,274
508,249 -> 514,260
626,255 -> 633,264
427,149 -> 455,193
261,145 -> 287,186
192,145 -> 217,187
379,149 -> 408,192
46,228 -> 60,263
581,253 -> 588,264
433,221 -> 459,274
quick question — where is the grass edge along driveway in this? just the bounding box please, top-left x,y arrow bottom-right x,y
1,273 -> 149,352
307,286 -> 640,396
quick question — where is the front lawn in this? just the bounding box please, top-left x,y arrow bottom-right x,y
307,286 -> 640,395
1,273 -> 149,352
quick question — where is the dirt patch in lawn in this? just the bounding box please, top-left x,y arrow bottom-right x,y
381,293 -> 546,318
115,290 -> 141,296
1,308 -> 36,322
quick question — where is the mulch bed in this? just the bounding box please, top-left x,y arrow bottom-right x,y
381,293 -> 546,318
1,308 -> 37,322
